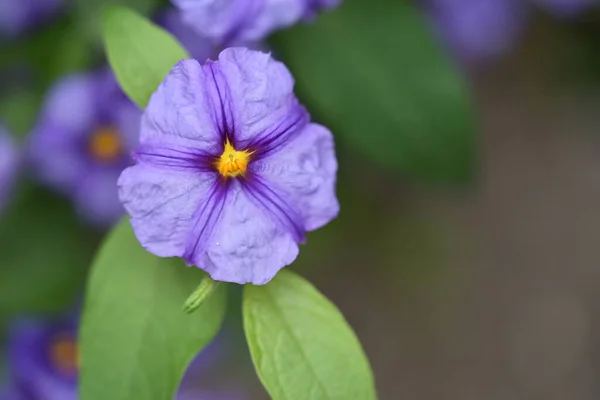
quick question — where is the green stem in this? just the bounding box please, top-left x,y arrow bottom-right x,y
182,275 -> 220,314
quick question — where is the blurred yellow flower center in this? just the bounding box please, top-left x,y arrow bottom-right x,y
90,126 -> 122,162
50,335 -> 78,376
217,140 -> 251,178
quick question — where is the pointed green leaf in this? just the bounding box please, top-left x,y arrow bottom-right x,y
102,6 -> 189,108
80,220 -> 227,400
272,0 -> 476,181
243,270 -> 376,400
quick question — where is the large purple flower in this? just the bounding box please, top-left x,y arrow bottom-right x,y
0,126 -> 19,213
426,0 -> 526,61
118,48 -> 339,285
0,0 -> 64,36
29,70 -> 140,226
172,0 -> 342,45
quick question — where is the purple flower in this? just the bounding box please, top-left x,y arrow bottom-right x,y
172,0 -> 342,45
29,70 -> 140,226
0,0 -> 64,36
3,316 -> 240,400
118,48 -> 339,285
426,0 -> 526,61
157,9 -> 215,61
0,126 -> 19,213
5,317 -> 78,400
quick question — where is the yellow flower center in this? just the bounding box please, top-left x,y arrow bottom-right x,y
216,140 -> 252,178
89,126 -> 122,162
50,334 -> 78,376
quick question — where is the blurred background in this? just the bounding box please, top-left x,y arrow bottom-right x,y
1,0 -> 600,399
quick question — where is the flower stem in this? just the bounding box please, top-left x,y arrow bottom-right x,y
183,275 -> 220,314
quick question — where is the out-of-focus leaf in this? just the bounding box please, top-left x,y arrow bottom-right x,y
243,270 -> 376,400
0,184 -> 100,314
74,0 -> 160,43
272,0 -> 476,181
102,5 -> 188,108
80,220 -> 227,400
0,90 -> 41,138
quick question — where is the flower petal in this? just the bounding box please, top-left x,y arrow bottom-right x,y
173,0 -> 260,44
216,48 -> 308,149
134,144 -> 215,172
156,9 -> 215,61
252,123 -> 339,231
183,179 -> 229,265
75,167 -> 124,226
198,180 -> 299,285
118,163 -> 218,257
39,74 -> 98,136
141,59 -> 225,154
242,0 -> 306,40
28,120 -> 91,193
241,175 -> 305,242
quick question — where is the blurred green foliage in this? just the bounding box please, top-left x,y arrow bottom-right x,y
0,183 -> 100,318
273,0 -> 477,182
72,0 -> 162,43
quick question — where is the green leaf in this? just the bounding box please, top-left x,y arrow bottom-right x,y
0,184 -> 100,314
102,6 -> 189,109
243,270 -> 376,400
272,0 -> 476,181
74,0 -> 160,43
80,220 -> 227,400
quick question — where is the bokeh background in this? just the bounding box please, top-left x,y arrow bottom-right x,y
2,0 -> 600,399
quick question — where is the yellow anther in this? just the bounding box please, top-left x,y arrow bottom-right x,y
216,139 -> 251,178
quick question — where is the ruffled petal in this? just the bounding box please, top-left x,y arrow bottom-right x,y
183,179 -> 229,265
141,59 -> 225,154
241,175 -> 305,242
118,163 -> 218,258
198,180 -> 299,285
134,144 -> 215,172
216,48 -> 308,149
252,123 -> 338,231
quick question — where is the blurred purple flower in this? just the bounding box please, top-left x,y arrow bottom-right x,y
0,126 -> 19,212
532,0 -> 596,17
4,316 -> 240,400
6,317 -> 78,400
118,48 -> 339,285
172,0 -> 341,45
157,9 -> 216,61
426,0 -> 527,61
29,70 -> 141,226
0,0 -> 64,36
